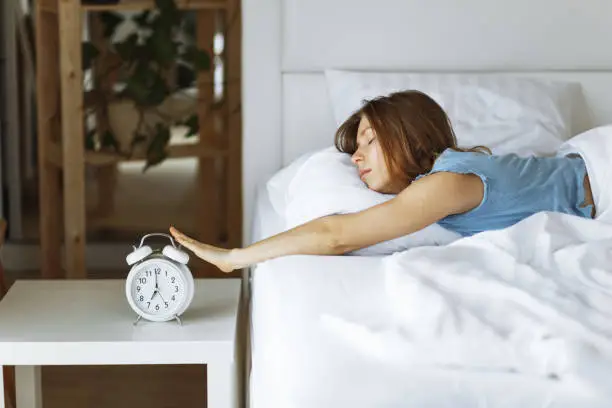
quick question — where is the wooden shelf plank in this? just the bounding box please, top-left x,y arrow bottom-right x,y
81,0 -> 227,11
59,0 -> 87,279
35,4 -> 63,278
47,141 -> 227,167
195,9 -> 219,245
40,0 -> 58,14
226,0 -> 242,247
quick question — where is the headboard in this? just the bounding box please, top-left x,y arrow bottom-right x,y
241,0 -> 612,244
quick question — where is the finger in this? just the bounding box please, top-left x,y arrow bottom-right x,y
169,226 -> 203,253
169,225 -> 185,239
170,226 -> 193,244
174,235 -> 201,254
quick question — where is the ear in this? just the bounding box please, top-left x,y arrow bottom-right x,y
162,245 -> 189,264
126,246 -> 153,266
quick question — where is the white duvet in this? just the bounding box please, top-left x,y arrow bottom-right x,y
323,125 -> 612,394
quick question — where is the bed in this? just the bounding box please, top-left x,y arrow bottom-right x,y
240,0 -> 612,407
248,187 -> 612,408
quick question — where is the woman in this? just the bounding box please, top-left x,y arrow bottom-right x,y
169,90 -> 596,272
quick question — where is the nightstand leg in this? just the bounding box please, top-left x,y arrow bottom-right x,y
15,366 -> 42,408
208,362 -> 238,408
0,365 -> 5,408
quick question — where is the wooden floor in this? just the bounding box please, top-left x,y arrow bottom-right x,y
4,270 -> 210,408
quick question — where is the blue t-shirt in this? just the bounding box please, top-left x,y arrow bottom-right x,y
415,148 -> 593,237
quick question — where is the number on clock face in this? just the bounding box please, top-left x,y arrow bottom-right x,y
132,263 -> 184,315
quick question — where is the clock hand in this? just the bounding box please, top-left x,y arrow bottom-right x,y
148,286 -> 166,303
149,270 -> 161,301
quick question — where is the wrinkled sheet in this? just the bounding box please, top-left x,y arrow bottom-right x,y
381,213 -> 612,377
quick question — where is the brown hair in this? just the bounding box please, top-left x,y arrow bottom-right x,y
334,90 -> 490,186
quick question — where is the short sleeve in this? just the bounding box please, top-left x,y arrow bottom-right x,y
415,149 -> 490,216
417,149 -> 488,181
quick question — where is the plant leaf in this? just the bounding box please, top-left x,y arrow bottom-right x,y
133,10 -> 151,27
82,42 -> 99,70
182,46 -> 210,71
184,114 -> 199,137
176,63 -> 195,89
124,63 -> 168,106
101,130 -> 119,151
155,0 -> 180,15
114,33 -> 139,61
155,0 -> 175,11
99,11 -> 124,38
143,149 -> 168,172
133,44 -> 153,61
155,0 -> 181,24
85,130 -> 96,150
144,124 -> 171,171
148,76 -> 169,106
124,75 -> 150,105
182,11 -> 196,38
148,26 -> 177,67
148,124 -> 171,152
193,49 -> 211,71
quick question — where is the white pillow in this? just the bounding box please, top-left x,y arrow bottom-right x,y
277,146 -> 461,256
325,70 -> 587,157
266,150 -> 317,216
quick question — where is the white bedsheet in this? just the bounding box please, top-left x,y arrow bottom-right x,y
376,211 -> 612,385
248,184 -> 612,408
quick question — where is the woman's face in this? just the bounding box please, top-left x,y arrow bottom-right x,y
351,115 -> 396,193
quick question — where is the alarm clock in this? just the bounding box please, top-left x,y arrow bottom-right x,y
125,233 -> 194,324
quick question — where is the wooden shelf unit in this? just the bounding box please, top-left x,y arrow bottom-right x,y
81,0 -> 228,11
39,0 -> 228,13
35,0 -> 242,279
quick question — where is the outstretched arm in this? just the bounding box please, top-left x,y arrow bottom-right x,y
169,172 -> 483,272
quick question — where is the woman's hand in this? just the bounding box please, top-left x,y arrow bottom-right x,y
169,226 -> 240,273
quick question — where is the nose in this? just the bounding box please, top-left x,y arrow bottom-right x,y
351,150 -> 363,164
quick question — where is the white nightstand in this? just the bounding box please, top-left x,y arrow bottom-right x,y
0,278 -> 243,408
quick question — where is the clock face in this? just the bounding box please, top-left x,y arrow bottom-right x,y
129,260 -> 186,318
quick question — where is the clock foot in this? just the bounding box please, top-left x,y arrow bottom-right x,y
133,315 -> 142,326
174,315 -> 183,326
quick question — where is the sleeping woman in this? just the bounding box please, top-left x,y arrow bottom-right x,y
169,90 -> 596,272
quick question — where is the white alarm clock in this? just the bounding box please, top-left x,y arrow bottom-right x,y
125,233 -> 194,324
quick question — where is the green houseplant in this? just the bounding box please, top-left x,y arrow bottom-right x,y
82,0 -> 211,171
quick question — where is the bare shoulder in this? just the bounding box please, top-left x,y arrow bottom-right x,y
398,171 -> 484,215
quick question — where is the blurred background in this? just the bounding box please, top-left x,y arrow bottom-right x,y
0,0 -> 242,279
